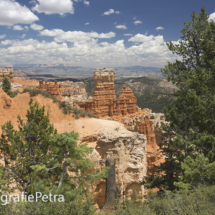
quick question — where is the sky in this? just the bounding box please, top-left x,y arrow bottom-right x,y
0,0 -> 215,68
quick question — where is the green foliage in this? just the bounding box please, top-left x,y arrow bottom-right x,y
143,7 -> 215,192
0,99 -> 107,196
2,77 -> 15,98
175,154 -> 215,189
113,186 -> 215,215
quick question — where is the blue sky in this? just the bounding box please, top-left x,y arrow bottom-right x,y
0,0 -> 215,68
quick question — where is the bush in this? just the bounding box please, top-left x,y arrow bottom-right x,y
113,186 -> 215,215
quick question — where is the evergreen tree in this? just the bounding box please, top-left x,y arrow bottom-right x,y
141,7 -> 215,191
2,77 -> 15,98
0,99 -> 108,202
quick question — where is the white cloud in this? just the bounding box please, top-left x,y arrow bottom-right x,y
0,32 -> 181,68
1,39 -> 13,45
24,26 -> 29,31
155,26 -> 164,31
103,9 -> 114,15
128,33 -> 164,44
31,0 -> 74,15
83,1 -> 89,6
133,17 -> 136,20
115,25 -> 127,29
30,23 -> 44,31
0,0 -> 39,26
13,25 -> 24,31
39,29 -> 116,43
20,34 -> 26,39
209,12 -> 215,22
124,34 -> 133,36
133,20 -> 142,25
114,22 -> 117,25
102,9 -> 120,15
0,34 -> 6,39
85,22 -> 89,25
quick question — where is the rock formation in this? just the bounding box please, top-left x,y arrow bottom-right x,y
78,122 -> 147,207
119,112 -> 167,175
136,116 -> 164,173
80,68 -> 139,117
36,80 -> 63,100
58,81 -> 88,108
0,67 -> 14,82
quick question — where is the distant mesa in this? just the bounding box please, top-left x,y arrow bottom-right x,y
80,68 -> 139,117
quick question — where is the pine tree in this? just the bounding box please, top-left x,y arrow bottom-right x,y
141,7 -> 215,191
0,98 -> 108,201
2,77 -> 15,98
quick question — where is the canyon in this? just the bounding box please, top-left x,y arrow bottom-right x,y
0,67 -> 167,206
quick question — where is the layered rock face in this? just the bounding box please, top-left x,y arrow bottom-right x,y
0,67 -> 14,82
36,80 -> 88,107
136,116 -> 164,173
58,81 -> 88,108
36,80 -> 63,100
80,68 -> 139,117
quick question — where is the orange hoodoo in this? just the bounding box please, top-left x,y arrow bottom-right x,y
79,68 -> 139,117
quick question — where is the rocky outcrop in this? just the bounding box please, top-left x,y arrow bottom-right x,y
0,67 -> 14,82
119,112 -> 167,175
58,81 -> 88,108
80,68 -> 139,117
78,123 -> 147,207
36,80 -> 63,100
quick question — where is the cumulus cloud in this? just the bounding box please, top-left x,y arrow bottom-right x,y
0,34 -> 181,68
209,12 -> 215,22
30,23 -> 44,31
0,34 -> 6,39
124,34 -> 133,36
39,29 -> 116,43
0,0 -> 39,26
83,1 -> 89,6
31,0 -> 74,15
13,25 -> 24,31
103,9 -> 114,15
133,20 -> 142,25
155,26 -> 164,31
102,9 -> 120,15
115,25 -> 127,29
1,40 -> 13,45
85,22 -> 89,25
128,33 -> 164,44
